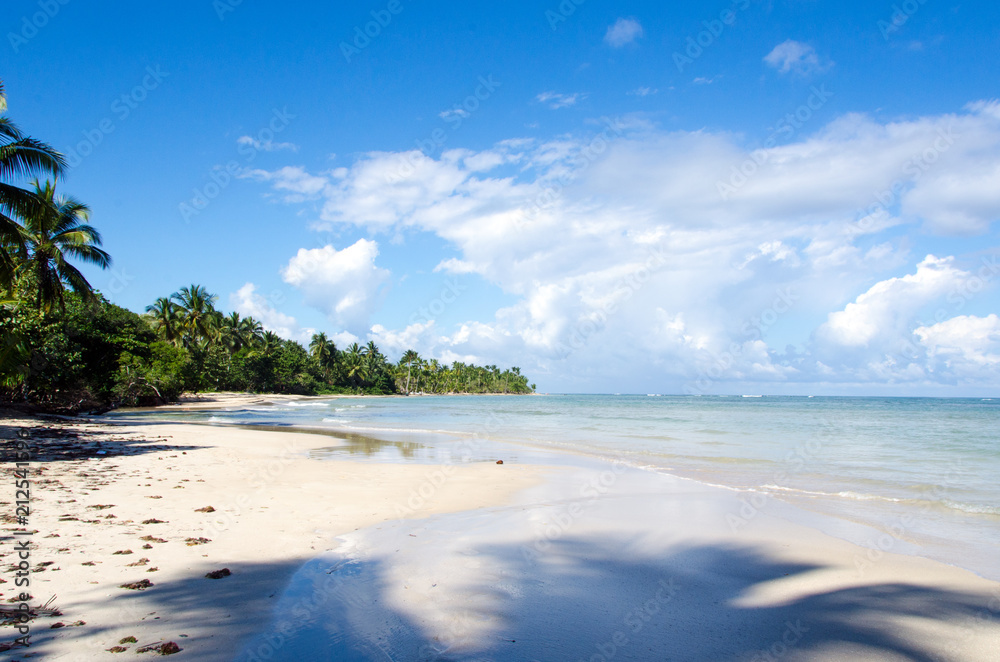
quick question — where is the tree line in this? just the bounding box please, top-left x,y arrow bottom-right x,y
0,81 -> 534,411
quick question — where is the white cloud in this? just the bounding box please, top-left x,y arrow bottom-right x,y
604,18 -> 643,48
236,135 -> 298,152
229,283 -> 314,343
246,102 -> 1000,391
369,321 -> 439,357
817,255 -> 969,348
536,91 -> 586,109
280,239 -> 391,334
764,40 -> 832,75
241,165 -> 328,202
439,108 -> 470,122
916,314 -> 1000,379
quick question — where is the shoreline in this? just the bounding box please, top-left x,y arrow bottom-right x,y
3,397 -> 1000,659
0,407 -> 549,659
112,395 -> 1000,584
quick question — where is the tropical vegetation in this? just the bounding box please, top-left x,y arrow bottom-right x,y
0,81 -> 534,411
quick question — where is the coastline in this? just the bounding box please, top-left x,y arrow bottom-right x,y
2,396 -> 999,660
0,404 -> 548,659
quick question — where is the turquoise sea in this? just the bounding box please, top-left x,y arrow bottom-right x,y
112,394 -> 1000,580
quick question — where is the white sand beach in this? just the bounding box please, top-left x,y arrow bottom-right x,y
2,400 -> 1000,660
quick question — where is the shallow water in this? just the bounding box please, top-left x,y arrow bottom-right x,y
109,394 -> 1000,579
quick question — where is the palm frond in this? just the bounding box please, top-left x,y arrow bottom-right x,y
0,138 -> 66,180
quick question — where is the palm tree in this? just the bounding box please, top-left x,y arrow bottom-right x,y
171,284 -> 219,346
0,81 -> 66,291
260,330 -> 282,356
17,180 -> 110,312
145,297 -> 182,345
427,358 -> 440,393
343,342 -> 366,386
240,315 -> 263,349
309,332 -> 337,380
220,312 -> 262,352
400,349 -> 419,394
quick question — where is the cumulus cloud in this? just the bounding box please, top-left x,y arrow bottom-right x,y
817,255 -> 968,348
280,239 -> 391,334
230,283 -> 314,342
764,40 -> 832,75
604,18 -> 644,48
916,314 -> 1000,379
245,102 -> 1000,391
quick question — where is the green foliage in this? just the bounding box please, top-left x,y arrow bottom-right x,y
0,272 -> 537,410
0,292 -> 156,408
0,82 -> 536,409
113,341 -> 192,406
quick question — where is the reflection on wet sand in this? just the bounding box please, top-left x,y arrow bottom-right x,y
234,424 -> 429,461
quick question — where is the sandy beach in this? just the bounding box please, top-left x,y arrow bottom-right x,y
2,397 -> 1000,660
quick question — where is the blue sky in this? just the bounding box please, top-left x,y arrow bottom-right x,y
3,0 -> 999,394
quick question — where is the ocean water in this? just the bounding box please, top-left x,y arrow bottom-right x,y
111,394 -> 1000,578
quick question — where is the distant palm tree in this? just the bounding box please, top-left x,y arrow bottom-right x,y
221,312 -> 263,352
171,284 -> 219,346
17,180 -> 110,312
362,341 -> 384,386
260,330 -> 282,356
145,297 -> 182,345
309,332 -> 337,380
427,358 -> 440,393
0,81 -> 66,290
240,315 -> 264,349
400,349 -> 419,394
344,342 -> 365,386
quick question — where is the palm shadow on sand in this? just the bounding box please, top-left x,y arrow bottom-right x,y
47,538 -> 995,661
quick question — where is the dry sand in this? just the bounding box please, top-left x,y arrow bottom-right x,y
0,406 -> 545,659
2,397 -> 999,660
